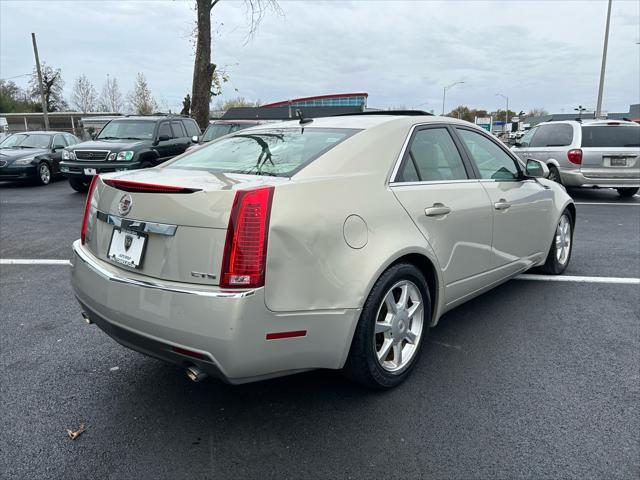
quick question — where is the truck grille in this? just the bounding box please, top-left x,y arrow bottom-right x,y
74,150 -> 110,161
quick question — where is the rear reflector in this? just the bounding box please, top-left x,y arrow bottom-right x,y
103,179 -> 201,193
80,175 -> 99,245
266,330 -> 307,340
220,186 -> 274,288
567,149 -> 583,165
171,346 -> 205,359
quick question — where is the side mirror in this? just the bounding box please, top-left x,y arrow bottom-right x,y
525,159 -> 549,178
156,134 -> 171,143
191,135 -> 200,143
53,144 -> 65,151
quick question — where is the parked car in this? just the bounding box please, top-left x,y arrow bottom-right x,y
60,115 -> 201,192
185,120 -> 272,153
71,114 -> 575,389
0,131 -> 80,185
512,120 -> 640,197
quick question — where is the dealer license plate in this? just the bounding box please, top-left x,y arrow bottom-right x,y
84,168 -> 97,175
108,228 -> 147,268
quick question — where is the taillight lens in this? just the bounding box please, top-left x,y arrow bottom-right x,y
220,186 -> 274,288
567,149 -> 582,165
80,175 -> 99,245
102,179 -> 200,193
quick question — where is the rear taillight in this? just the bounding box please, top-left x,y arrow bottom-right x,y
80,176 -> 99,245
102,179 -> 201,193
567,149 -> 582,165
220,186 -> 274,289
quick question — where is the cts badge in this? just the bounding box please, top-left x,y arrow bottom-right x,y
118,193 -> 133,216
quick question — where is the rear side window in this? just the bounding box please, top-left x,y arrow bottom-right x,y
171,121 -> 187,138
581,126 -> 640,148
167,128 -> 359,177
530,123 -> 574,147
183,119 -> 201,137
398,128 -> 467,182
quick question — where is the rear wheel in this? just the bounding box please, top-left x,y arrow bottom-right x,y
540,209 -> 573,275
547,165 -> 562,184
343,263 -> 431,389
35,162 -> 51,186
616,187 -> 639,198
69,176 -> 90,193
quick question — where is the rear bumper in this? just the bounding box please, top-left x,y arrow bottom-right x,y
60,160 -> 143,176
70,240 -> 359,384
560,167 -> 640,188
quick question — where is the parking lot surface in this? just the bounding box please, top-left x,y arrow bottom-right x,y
1,179 -> 639,479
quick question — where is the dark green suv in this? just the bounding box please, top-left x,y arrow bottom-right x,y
60,115 -> 201,192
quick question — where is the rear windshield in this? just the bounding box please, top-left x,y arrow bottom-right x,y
581,126 -> 640,148
168,128 -> 359,177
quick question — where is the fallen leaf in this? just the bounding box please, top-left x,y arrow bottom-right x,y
66,424 -> 86,440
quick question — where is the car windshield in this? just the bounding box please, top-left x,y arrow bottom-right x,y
581,126 -> 640,148
97,120 -> 156,140
168,128 -> 358,177
0,133 -> 50,149
202,123 -> 256,142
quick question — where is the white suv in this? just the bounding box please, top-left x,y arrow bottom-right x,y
512,120 -> 640,197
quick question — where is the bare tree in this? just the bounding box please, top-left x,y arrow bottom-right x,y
191,0 -> 281,129
98,75 -> 124,112
71,74 -> 97,113
527,107 -> 549,117
180,94 -> 191,115
127,72 -> 158,115
28,62 -> 67,112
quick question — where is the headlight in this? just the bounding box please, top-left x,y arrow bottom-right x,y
116,151 -> 134,161
14,156 -> 36,165
62,150 -> 76,160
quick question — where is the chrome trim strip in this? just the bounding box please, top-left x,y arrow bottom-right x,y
73,149 -> 111,161
389,179 -> 479,187
72,240 -> 254,298
97,211 -> 178,236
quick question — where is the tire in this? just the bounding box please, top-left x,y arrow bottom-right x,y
35,162 -> 51,186
616,187 -> 639,198
540,208 -> 573,275
343,263 -> 431,389
548,165 -> 562,184
69,176 -> 90,193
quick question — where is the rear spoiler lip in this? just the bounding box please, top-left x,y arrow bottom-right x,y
102,178 -> 202,194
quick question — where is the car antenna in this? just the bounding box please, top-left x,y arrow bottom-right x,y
296,109 -> 313,133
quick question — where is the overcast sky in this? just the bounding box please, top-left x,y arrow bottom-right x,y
1,0 -> 639,114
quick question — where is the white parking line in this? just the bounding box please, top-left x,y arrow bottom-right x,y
574,202 -> 640,206
0,259 -> 71,265
516,274 -> 639,285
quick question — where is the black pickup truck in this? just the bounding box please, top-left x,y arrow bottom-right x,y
60,115 -> 201,192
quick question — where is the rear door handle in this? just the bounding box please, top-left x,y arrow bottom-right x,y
494,199 -> 511,211
424,203 -> 452,217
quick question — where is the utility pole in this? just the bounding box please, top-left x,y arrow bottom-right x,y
31,32 -> 49,131
496,93 -> 509,133
595,0 -> 612,118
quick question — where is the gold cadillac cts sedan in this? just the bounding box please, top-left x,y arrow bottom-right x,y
71,113 -> 575,389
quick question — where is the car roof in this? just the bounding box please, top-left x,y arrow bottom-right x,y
537,119 -> 638,128
118,116 -> 192,122
8,131 -> 66,135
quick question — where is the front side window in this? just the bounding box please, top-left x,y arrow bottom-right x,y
398,128 -> 467,182
168,128 -> 358,177
518,127 -> 537,148
457,128 -> 520,180
64,133 -> 78,145
97,120 -> 156,140
157,122 -> 173,139
53,134 -> 67,148
530,123 -> 574,147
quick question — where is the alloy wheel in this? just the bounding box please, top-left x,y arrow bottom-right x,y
39,164 -> 51,184
555,214 -> 571,265
373,280 -> 424,373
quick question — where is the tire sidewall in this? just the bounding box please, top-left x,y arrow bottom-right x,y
546,209 -> 574,274
37,162 -> 51,185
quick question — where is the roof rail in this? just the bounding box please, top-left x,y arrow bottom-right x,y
332,110 -> 432,117
123,113 -> 190,118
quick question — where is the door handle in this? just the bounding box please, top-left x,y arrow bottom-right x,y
494,199 -> 511,211
424,203 -> 452,217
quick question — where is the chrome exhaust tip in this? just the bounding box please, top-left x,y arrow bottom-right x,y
186,366 -> 207,383
81,312 -> 93,325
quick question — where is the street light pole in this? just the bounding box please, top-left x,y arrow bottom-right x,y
496,93 -> 509,133
441,81 -> 464,115
595,0 -> 613,118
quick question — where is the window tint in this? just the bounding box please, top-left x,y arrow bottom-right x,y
183,119 -> 201,138
518,127 -> 537,148
157,122 -> 173,139
457,128 -> 520,180
529,123 -> 574,147
581,126 -> 640,147
398,128 -> 467,182
53,134 -> 66,148
168,128 -> 357,177
171,121 -> 187,138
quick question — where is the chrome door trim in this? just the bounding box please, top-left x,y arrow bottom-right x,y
389,179 -> 480,187
72,240 -> 254,298
97,211 -> 178,236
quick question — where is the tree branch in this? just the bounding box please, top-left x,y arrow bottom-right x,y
210,0 -> 221,10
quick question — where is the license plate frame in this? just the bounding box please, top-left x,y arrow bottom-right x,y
83,168 -> 97,175
107,227 -> 148,269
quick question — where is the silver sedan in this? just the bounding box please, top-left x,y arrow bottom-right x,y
71,114 -> 575,389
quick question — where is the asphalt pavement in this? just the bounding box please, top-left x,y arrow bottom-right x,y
1,178 -> 639,479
